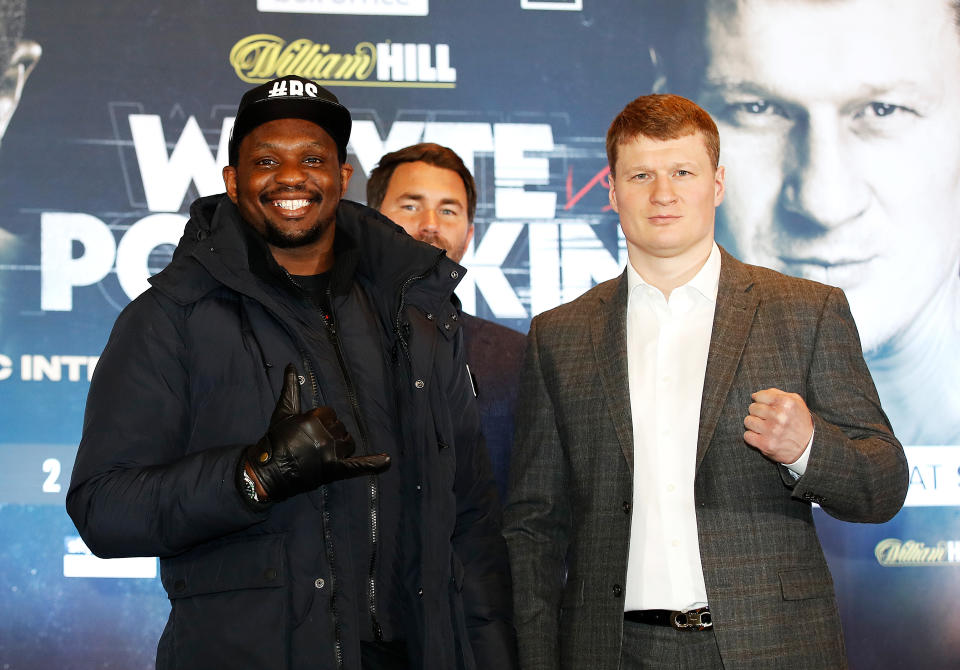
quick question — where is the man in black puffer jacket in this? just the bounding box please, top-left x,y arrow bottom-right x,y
67,75 -> 517,670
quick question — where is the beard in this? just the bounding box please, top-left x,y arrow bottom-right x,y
236,182 -> 338,250
415,231 -> 463,262
261,213 -> 331,249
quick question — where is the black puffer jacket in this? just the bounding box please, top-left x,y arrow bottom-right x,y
67,195 -> 516,670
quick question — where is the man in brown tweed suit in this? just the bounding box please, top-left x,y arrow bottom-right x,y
502,94 -> 908,669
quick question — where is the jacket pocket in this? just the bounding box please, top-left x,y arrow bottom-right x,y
778,566 -> 834,601
158,534 -> 289,670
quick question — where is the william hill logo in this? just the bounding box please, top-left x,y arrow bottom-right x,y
230,34 -> 456,88
874,538 -> 960,567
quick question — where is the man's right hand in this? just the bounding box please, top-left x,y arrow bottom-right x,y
240,364 -> 391,503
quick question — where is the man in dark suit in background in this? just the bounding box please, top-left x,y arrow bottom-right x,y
503,94 -> 908,669
367,143 -> 526,499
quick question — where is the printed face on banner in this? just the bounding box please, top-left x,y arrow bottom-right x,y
378,161 -> 474,263
0,38 -> 39,144
698,0 -> 960,353
223,118 -> 353,265
0,5 -> 40,336
608,132 -> 724,272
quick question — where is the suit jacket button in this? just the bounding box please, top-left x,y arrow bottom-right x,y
612,584 -> 623,598
622,501 -> 631,514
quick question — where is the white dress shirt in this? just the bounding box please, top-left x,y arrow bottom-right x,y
623,244 -> 720,612
622,244 -> 811,612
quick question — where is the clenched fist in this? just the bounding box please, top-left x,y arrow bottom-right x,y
743,388 -> 813,465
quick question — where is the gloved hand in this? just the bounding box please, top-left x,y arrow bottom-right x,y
240,364 -> 391,502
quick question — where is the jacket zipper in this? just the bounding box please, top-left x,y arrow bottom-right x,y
281,270 -> 350,667
394,256 -> 445,360
286,255 -> 445,653
322,285 -> 383,642
301,351 -> 345,669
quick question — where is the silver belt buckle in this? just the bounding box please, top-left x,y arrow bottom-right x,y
670,607 -> 713,631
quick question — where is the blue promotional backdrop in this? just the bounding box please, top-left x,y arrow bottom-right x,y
0,1 -> 958,667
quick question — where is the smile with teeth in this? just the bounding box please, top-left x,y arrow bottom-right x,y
273,199 -> 312,210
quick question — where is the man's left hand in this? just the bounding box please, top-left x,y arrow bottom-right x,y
743,388 -> 813,465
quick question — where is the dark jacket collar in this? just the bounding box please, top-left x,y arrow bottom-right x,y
150,194 -> 464,319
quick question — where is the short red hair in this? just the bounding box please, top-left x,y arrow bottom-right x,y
606,94 -> 720,174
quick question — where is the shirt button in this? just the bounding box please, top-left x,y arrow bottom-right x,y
622,501 -> 631,514
426,313 -> 434,320
417,588 -> 424,597
415,379 -> 425,389
450,270 -> 459,279
315,578 -> 325,589
667,484 -> 676,493
612,584 -> 623,598
671,539 -> 680,548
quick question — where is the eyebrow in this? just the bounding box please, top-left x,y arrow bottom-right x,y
395,192 -> 464,208
701,76 -> 928,102
625,161 -> 699,172
251,140 -> 332,152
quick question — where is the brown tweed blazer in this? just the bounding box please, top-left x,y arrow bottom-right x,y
503,247 -> 908,670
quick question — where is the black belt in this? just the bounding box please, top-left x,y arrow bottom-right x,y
624,606 -> 712,631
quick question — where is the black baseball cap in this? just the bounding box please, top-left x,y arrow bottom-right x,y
228,75 -> 352,165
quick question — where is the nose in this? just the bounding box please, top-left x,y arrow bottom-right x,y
650,176 -> 678,206
275,161 -> 306,187
418,209 -> 439,233
780,110 -> 869,229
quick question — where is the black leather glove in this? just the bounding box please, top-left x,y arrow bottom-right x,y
240,364 -> 391,503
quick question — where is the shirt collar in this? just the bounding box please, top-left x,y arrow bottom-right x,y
626,242 -> 722,303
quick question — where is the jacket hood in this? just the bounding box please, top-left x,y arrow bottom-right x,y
150,194 -> 464,320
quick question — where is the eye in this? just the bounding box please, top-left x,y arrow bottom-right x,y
675,169 -> 692,177
850,100 -> 920,136
303,155 -> 325,165
736,100 -> 786,116
631,172 -> 650,181
856,102 -> 917,119
254,157 -> 278,167
440,208 -> 458,216
717,98 -> 792,128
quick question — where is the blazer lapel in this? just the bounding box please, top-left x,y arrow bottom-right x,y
696,248 -> 759,470
591,272 -> 635,473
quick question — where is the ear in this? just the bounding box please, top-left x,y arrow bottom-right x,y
0,40 -> 40,138
713,165 -> 725,207
222,165 -> 239,204
12,39 -> 40,85
608,171 -> 620,214
340,162 -> 354,197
